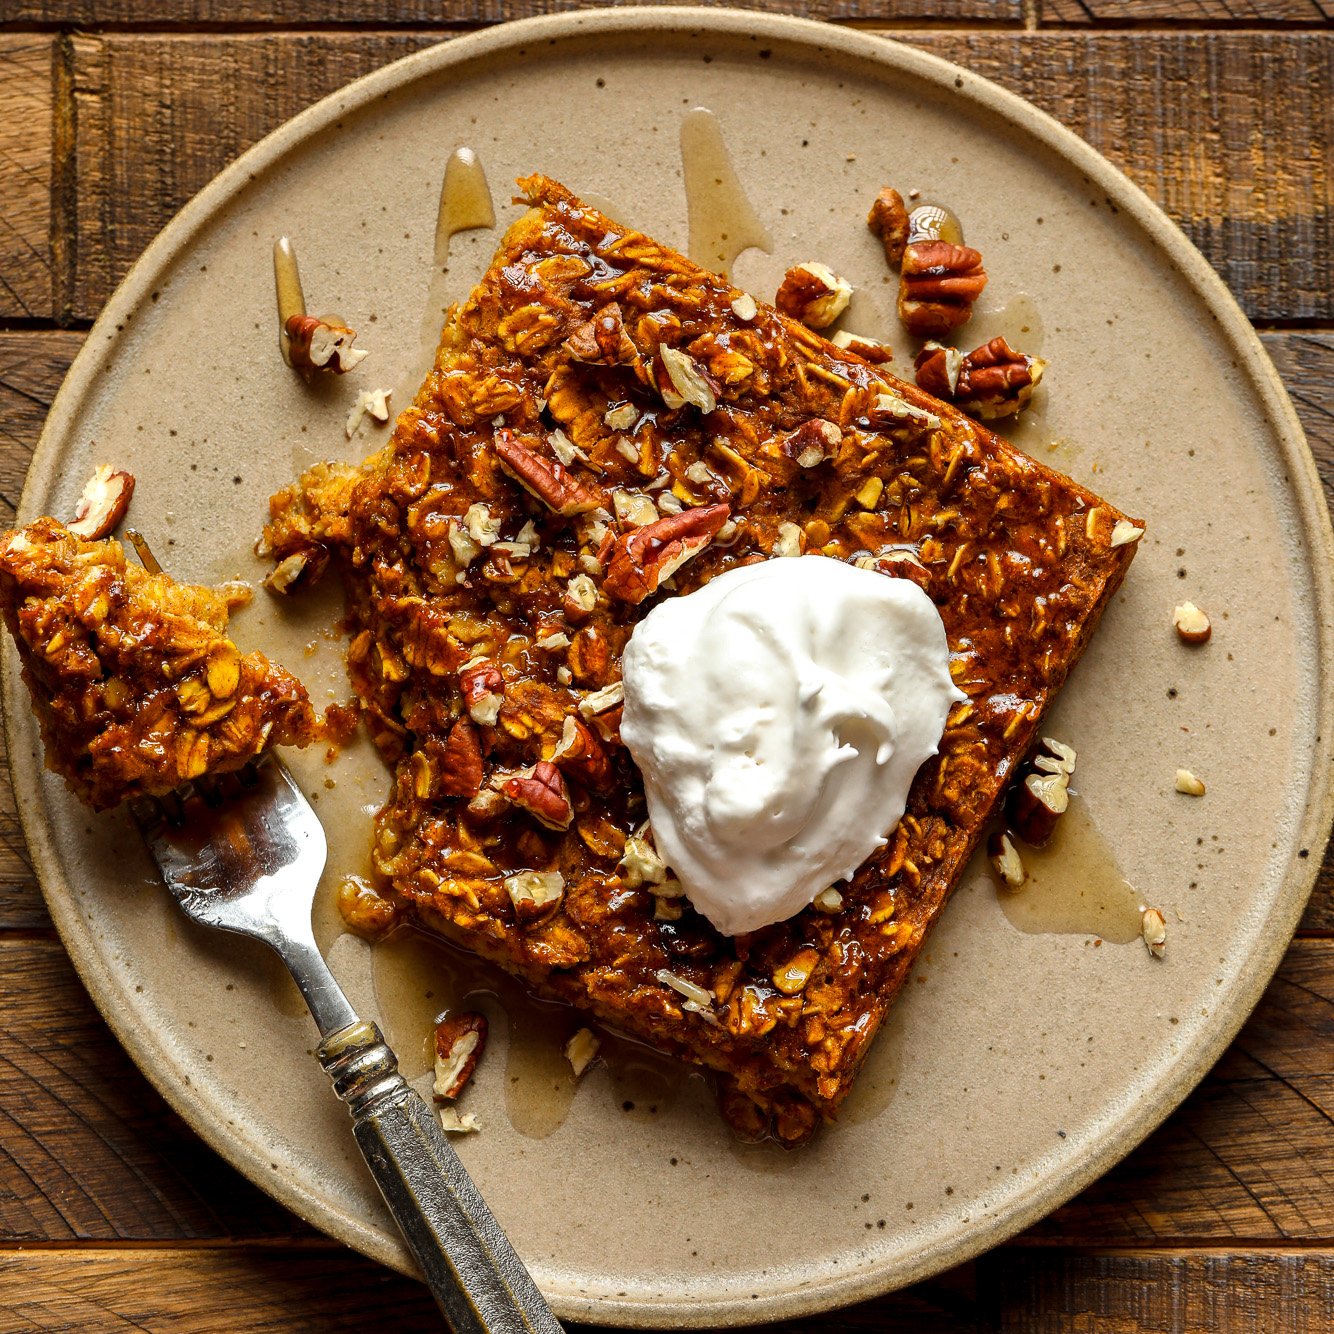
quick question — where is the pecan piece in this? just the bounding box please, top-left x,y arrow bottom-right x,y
263,545 -> 329,595
433,1011 -> 488,1099
504,760 -> 574,830
437,718 -> 484,798
551,714 -> 613,791
493,428 -> 599,516
69,464 -> 135,540
830,330 -> 892,364
774,262 -> 853,330
781,418 -> 842,469
954,337 -> 1046,420
563,301 -> 637,366
897,241 -> 987,338
867,186 -> 910,267
912,341 -> 965,399
284,314 -> 368,374
603,502 -> 730,605
460,658 -> 504,726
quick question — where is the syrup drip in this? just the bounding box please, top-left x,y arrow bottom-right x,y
417,147 -> 496,365
906,201 -> 964,247
272,236 -> 306,367
995,800 -> 1144,944
679,107 -> 773,276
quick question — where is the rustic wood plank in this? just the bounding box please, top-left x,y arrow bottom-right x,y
0,37 -> 55,322
987,1250 -> 1334,1333
900,32 -> 1332,326
59,32 -> 1332,324
0,1246 -> 981,1332
5,933 -> 1334,1248
0,332 -> 82,931
1041,0 -> 1333,25
0,0 -> 1024,28
0,940 -> 308,1241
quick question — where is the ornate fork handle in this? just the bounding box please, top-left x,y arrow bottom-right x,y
318,1019 -> 563,1334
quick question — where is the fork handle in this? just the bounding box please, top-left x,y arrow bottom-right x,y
318,1020 -> 563,1334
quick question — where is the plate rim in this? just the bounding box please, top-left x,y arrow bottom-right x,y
8,7 -> 1333,1327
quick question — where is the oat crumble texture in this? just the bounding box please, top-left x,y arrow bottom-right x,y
0,518 -> 319,811
264,176 -> 1142,1143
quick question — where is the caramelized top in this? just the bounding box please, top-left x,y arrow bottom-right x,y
266,175 -> 1140,1140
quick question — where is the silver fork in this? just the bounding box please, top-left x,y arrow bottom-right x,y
131,755 -> 563,1334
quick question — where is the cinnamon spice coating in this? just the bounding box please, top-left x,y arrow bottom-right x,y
265,176 -> 1142,1143
0,518 -> 318,811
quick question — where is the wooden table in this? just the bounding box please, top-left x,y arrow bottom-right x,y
1,3 -> 1331,1329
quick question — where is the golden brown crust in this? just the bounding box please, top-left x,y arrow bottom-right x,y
0,518 -> 319,811
266,175 -> 1141,1142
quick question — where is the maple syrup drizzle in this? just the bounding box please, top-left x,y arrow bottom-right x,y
417,147 -> 496,360
679,107 -> 773,276
995,799 -> 1144,944
272,236 -> 307,367
906,201 -> 965,247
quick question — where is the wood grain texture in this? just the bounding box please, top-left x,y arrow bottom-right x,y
0,0 -> 1023,28
1042,0 -> 1334,24
0,1246 -> 984,1334
0,37 -> 55,321
57,32 -> 1334,323
5,934 -> 1334,1249
904,32 -> 1334,325
989,1251 -> 1334,1333
5,1246 -> 1334,1332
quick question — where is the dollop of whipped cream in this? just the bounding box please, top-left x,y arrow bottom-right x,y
620,555 -> 962,936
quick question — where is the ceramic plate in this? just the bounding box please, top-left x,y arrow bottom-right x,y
8,9 -> 1332,1327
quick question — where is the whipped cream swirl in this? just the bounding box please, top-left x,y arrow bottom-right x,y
620,555 -> 962,936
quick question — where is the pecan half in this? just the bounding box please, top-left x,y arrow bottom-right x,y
867,186 -> 910,267
284,314 -> 368,374
603,502 -> 730,605
954,337 -> 1046,420
504,760 -> 574,830
493,429 -> 599,517
437,718 -> 484,798
774,262 -> 853,330
912,342 -> 965,399
460,658 -> 504,726
563,301 -> 638,366
433,1011 -> 488,1099
69,464 -> 135,540
897,241 -> 987,338
551,714 -> 613,791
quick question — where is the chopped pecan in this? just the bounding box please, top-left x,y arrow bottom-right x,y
953,337 -> 1046,420
830,330 -> 892,364
867,187 -> 910,267
284,314 -> 368,374
437,718 -> 484,798
504,760 -> 574,830
69,465 -> 135,540
781,419 -> 842,469
774,262 -> 853,330
503,870 -> 566,925
493,429 -> 599,516
602,502 -> 731,605
563,302 -> 638,366
657,345 -> 719,414
433,1011 -> 488,1099
460,658 -> 504,725
912,342 -> 965,399
898,241 -> 987,338
551,714 -> 613,791
263,545 -> 329,595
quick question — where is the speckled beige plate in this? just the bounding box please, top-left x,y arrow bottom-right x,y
7,9 -> 1332,1328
